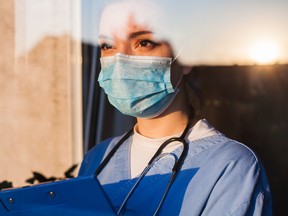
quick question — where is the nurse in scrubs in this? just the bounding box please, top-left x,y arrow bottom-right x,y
79,0 -> 272,215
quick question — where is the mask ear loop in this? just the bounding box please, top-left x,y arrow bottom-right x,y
171,46 -> 184,64
170,45 -> 185,89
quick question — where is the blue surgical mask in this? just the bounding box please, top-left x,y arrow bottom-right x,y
98,53 -> 179,118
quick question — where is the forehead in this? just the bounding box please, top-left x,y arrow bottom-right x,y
99,1 -> 165,40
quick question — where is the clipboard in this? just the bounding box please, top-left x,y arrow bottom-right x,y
0,175 -> 116,216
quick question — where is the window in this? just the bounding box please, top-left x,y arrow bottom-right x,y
81,1 -> 288,215
0,0 -> 82,186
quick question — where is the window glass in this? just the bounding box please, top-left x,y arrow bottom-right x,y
82,1 -> 288,214
83,0 -> 288,66
0,0 -> 82,187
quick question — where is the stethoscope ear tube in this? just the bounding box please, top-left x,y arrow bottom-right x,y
153,171 -> 177,216
117,165 -> 152,215
94,128 -> 134,176
96,119 -> 191,215
117,153 -> 173,215
148,121 -> 190,172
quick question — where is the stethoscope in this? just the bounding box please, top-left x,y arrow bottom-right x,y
95,120 -> 191,216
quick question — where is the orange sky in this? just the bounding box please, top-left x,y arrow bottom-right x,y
17,0 -> 288,65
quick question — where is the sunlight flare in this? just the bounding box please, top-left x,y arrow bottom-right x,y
249,39 -> 280,64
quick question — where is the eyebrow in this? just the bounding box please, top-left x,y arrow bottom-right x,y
128,31 -> 153,39
98,30 -> 153,41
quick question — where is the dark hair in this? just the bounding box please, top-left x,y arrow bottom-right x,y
183,73 -> 204,119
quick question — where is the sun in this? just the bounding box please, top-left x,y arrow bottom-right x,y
249,39 -> 280,64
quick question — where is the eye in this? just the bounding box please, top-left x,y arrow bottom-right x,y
137,39 -> 160,49
100,43 -> 114,50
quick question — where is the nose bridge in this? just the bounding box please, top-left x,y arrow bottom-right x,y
118,40 -> 133,55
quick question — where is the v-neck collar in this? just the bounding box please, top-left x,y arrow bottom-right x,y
98,135 -> 179,208
97,132 -> 225,212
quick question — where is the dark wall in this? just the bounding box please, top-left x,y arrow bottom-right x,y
190,64 -> 288,216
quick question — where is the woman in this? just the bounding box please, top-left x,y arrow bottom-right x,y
79,0 -> 272,215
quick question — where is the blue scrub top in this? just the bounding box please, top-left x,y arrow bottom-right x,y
79,133 -> 272,215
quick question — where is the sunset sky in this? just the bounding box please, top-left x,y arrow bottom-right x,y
178,0 -> 288,65
16,0 -> 288,65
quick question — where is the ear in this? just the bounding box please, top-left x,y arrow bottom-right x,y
182,66 -> 193,75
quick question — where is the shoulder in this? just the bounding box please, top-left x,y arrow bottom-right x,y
186,134 -> 257,161
184,135 -> 272,215
186,119 -> 260,167
214,135 -> 262,173
189,134 -> 260,164
185,134 -> 268,190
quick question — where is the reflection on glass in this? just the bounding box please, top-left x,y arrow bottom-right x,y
84,0 -> 288,66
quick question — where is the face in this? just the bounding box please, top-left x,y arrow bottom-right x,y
98,1 -> 185,87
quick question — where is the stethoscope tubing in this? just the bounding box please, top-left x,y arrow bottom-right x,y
95,128 -> 134,176
95,120 -> 191,215
117,153 -> 173,215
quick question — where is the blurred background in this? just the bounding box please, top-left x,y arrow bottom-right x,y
0,0 -> 287,215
